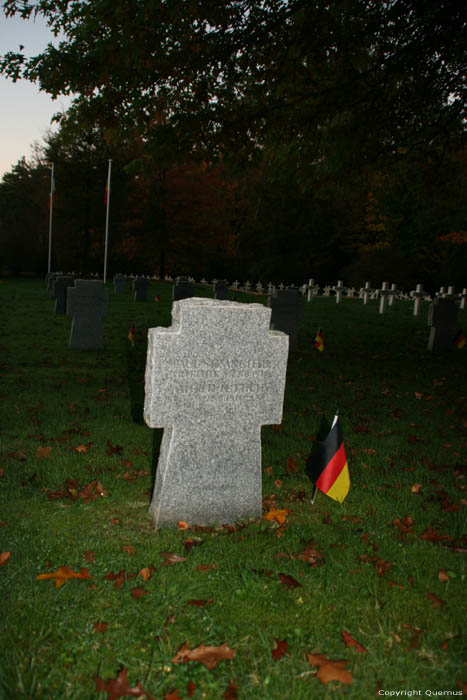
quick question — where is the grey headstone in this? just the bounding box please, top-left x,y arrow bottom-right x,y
144,298 -> 289,529
48,272 -> 58,298
267,286 -> 303,350
213,279 -> 229,300
54,276 -> 75,314
173,277 -> 194,301
67,280 -> 109,349
133,277 -> 149,302
427,299 -> 458,352
114,273 -> 126,294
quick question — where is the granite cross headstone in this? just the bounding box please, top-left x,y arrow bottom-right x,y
67,280 -> 109,349
411,284 -> 425,316
144,297 -> 289,529
378,282 -> 391,314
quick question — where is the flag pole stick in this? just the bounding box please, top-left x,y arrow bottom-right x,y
47,163 -> 54,274
310,484 -> 318,505
103,159 -> 112,284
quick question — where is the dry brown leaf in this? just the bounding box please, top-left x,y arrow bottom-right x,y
438,570 -> 449,582
160,552 -> 186,565
36,446 -> 51,458
341,629 -> 368,653
264,508 -> 289,525
411,483 -> 423,493
0,551 -> 11,566
139,567 -> 153,581
122,545 -> 136,556
307,653 -> 352,685
172,642 -> 236,670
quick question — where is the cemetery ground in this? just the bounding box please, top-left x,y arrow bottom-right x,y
0,278 -> 466,700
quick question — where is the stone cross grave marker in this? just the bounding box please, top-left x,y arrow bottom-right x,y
54,275 -> 75,314
388,283 -> 399,306
378,282 -> 391,314
213,279 -> 229,300
133,277 -> 149,302
144,298 -> 289,529
114,273 -> 126,294
361,282 -> 373,305
459,288 -> 467,310
268,286 -> 303,351
427,298 -> 458,352
411,284 -> 425,316
173,276 -> 194,301
67,280 -> 109,349
333,280 -> 345,303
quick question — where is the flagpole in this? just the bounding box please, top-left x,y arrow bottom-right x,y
47,163 -> 54,274
103,159 -> 112,284
310,484 -> 318,505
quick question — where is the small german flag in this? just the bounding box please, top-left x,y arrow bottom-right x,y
128,322 -> 135,348
306,413 -> 350,503
314,328 -> 324,352
155,295 -> 160,302
454,330 -> 466,349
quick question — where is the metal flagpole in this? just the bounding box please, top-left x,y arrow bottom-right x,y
47,163 -> 55,274
103,159 -> 112,284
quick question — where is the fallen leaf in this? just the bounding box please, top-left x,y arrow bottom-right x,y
93,666 -> 145,700
160,552 -> 186,565
177,521 -> 189,530
93,622 -> 108,633
341,629 -> 368,653
122,545 -> 136,556
187,599 -> 214,607
438,570 -> 449,582
131,587 -> 147,599
165,691 -> 183,700
272,638 -> 290,660
411,483 -> 423,493
286,457 -> 298,473
36,566 -> 91,588
307,653 -> 352,685
264,508 -> 289,525
139,567 -> 153,581
278,573 -> 302,589
84,550 -> 95,563
106,441 -> 123,455
187,680 -> 196,697
172,642 -> 236,670
104,570 -> 127,589
73,445 -> 88,453
194,562 -> 217,571
426,591 -> 446,608
0,552 -> 11,565
274,479 -> 283,488
36,446 -> 51,458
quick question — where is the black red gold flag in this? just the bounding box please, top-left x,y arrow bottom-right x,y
128,322 -> 135,348
306,413 -> 350,502
314,328 -> 324,352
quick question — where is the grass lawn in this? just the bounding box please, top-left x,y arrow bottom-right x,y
0,277 -> 466,700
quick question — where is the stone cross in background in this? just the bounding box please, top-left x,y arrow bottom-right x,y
333,280 -> 345,303
67,280 -> 109,349
144,297 -> 289,529
427,299 -> 458,352
378,282 -> 391,314
411,284 -> 425,316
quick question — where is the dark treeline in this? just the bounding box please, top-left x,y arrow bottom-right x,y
1,0 -> 466,290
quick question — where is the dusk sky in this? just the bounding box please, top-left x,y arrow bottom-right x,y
0,11 -> 73,179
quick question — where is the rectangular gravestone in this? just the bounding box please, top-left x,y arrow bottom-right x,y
133,277 -> 148,301
54,276 -> 75,314
144,298 -> 289,529
67,280 -> 109,349
114,273 -> 126,294
267,286 -> 303,350
427,299 -> 458,352
173,276 -> 194,301
213,279 -> 229,300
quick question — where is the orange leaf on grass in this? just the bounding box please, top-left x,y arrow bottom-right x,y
264,508 -> 289,525
194,562 -> 218,571
177,521 -> 189,530
341,629 -> 368,653
37,566 -> 91,588
165,691 -> 183,700
131,587 -> 147,599
0,552 -> 11,565
187,680 -> 196,697
187,599 -> 214,607
93,622 -> 108,633
139,567 -> 153,581
122,545 -> 136,556
438,570 -> 449,582
93,666 -> 145,699
278,573 -> 302,589
272,638 -> 290,660
172,642 -> 236,670
307,653 -> 353,685
73,445 -> 88,453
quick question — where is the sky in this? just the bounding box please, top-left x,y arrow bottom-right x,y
0,10 -> 73,179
